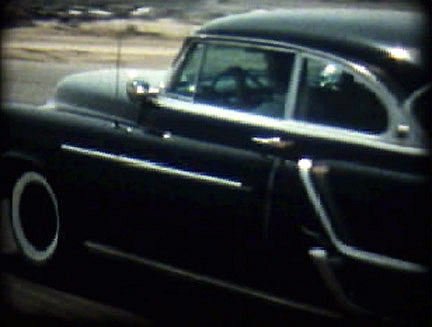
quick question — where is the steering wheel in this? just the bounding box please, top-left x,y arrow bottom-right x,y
211,66 -> 267,108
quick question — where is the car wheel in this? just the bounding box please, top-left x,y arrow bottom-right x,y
11,171 -> 60,265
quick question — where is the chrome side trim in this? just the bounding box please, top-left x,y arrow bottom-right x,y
193,34 -> 389,101
61,144 -> 246,190
180,35 -> 429,155
84,241 -> 341,319
158,97 -> 428,157
308,248 -> 369,314
285,54 -> 303,119
403,83 -> 431,112
298,159 -> 428,274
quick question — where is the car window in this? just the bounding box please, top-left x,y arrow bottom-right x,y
294,57 -> 388,133
168,43 -> 205,97
168,42 -> 296,119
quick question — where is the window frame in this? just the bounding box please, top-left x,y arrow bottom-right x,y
164,38 -> 299,120
289,52 -> 428,148
165,41 -> 206,103
403,83 -> 431,142
161,35 -> 426,152
290,53 -> 390,135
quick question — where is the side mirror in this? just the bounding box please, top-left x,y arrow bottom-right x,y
126,79 -> 160,103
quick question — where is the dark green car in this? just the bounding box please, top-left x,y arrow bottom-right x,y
1,7 -> 430,323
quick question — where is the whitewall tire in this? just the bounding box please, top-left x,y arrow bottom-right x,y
11,171 -> 59,264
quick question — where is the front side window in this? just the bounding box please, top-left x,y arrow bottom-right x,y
168,42 -> 296,119
294,57 -> 388,133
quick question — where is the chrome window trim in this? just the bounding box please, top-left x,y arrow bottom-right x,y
193,34 -> 393,101
293,52 -> 422,148
297,158 -> 428,274
403,83 -> 431,112
164,37 -> 300,118
192,42 -> 208,103
193,35 -> 425,148
190,36 -> 302,56
402,83 -> 431,142
156,97 -> 428,156
284,54 -> 303,119
61,144 -> 248,190
161,34 -> 427,154
295,53 -> 395,133
165,42 -> 206,101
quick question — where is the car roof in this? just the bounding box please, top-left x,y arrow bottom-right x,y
196,8 -> 430,98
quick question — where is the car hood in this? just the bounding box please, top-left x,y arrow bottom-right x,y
47,68 -> 168,122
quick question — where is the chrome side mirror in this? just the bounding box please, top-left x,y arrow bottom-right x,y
126,79 -> 159,103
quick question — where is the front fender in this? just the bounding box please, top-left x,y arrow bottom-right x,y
51,68 -> 167,122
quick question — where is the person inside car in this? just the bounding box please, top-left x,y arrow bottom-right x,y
252,51 -> 293,119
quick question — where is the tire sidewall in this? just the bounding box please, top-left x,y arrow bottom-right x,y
11,171 -> 60,265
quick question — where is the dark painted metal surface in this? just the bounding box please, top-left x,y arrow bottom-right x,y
0,7 -> 430,325
196,8 -> 430,97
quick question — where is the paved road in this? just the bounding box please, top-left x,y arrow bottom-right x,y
2,60 -> 121,105
0,273 -> 150,327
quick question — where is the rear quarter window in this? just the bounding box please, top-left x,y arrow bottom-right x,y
294,57 -> 388,134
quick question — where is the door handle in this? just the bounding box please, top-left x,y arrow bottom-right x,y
251,136 -> 294,149
111,121 -> 133,133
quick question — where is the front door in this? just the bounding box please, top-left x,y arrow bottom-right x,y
109,40 -> 301,284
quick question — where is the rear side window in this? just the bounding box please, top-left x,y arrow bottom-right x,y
294,58 -> 388,133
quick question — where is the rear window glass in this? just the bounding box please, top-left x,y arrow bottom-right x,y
294,58 -> 388,133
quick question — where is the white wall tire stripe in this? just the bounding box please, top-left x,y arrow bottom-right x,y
11,171 -> 59,263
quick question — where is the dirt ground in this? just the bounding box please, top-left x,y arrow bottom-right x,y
2,1 -> 421,65
1,19 -> 195,65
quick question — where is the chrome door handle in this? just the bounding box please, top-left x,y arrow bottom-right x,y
111,121 -> 133,133
251,136 -> 294,149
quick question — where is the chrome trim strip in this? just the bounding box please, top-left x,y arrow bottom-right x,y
183,35 -> 428,155
285,54 -> 303,119
308,248 -> 369,314
84,240 -> 341,319
403,83 -> 431,112
61,144 -> 246,190
158,97 -> 428,157
298,159 -> 428,274
194,34 -> 386,97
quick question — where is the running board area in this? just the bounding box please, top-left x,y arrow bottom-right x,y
84,240 -> 341,319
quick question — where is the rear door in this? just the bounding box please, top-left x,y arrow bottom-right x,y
271,54 -> 430,314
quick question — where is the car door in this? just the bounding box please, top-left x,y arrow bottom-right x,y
267,54 -> 430,314
101,40 -> 307,286
47,111 -> 140,240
